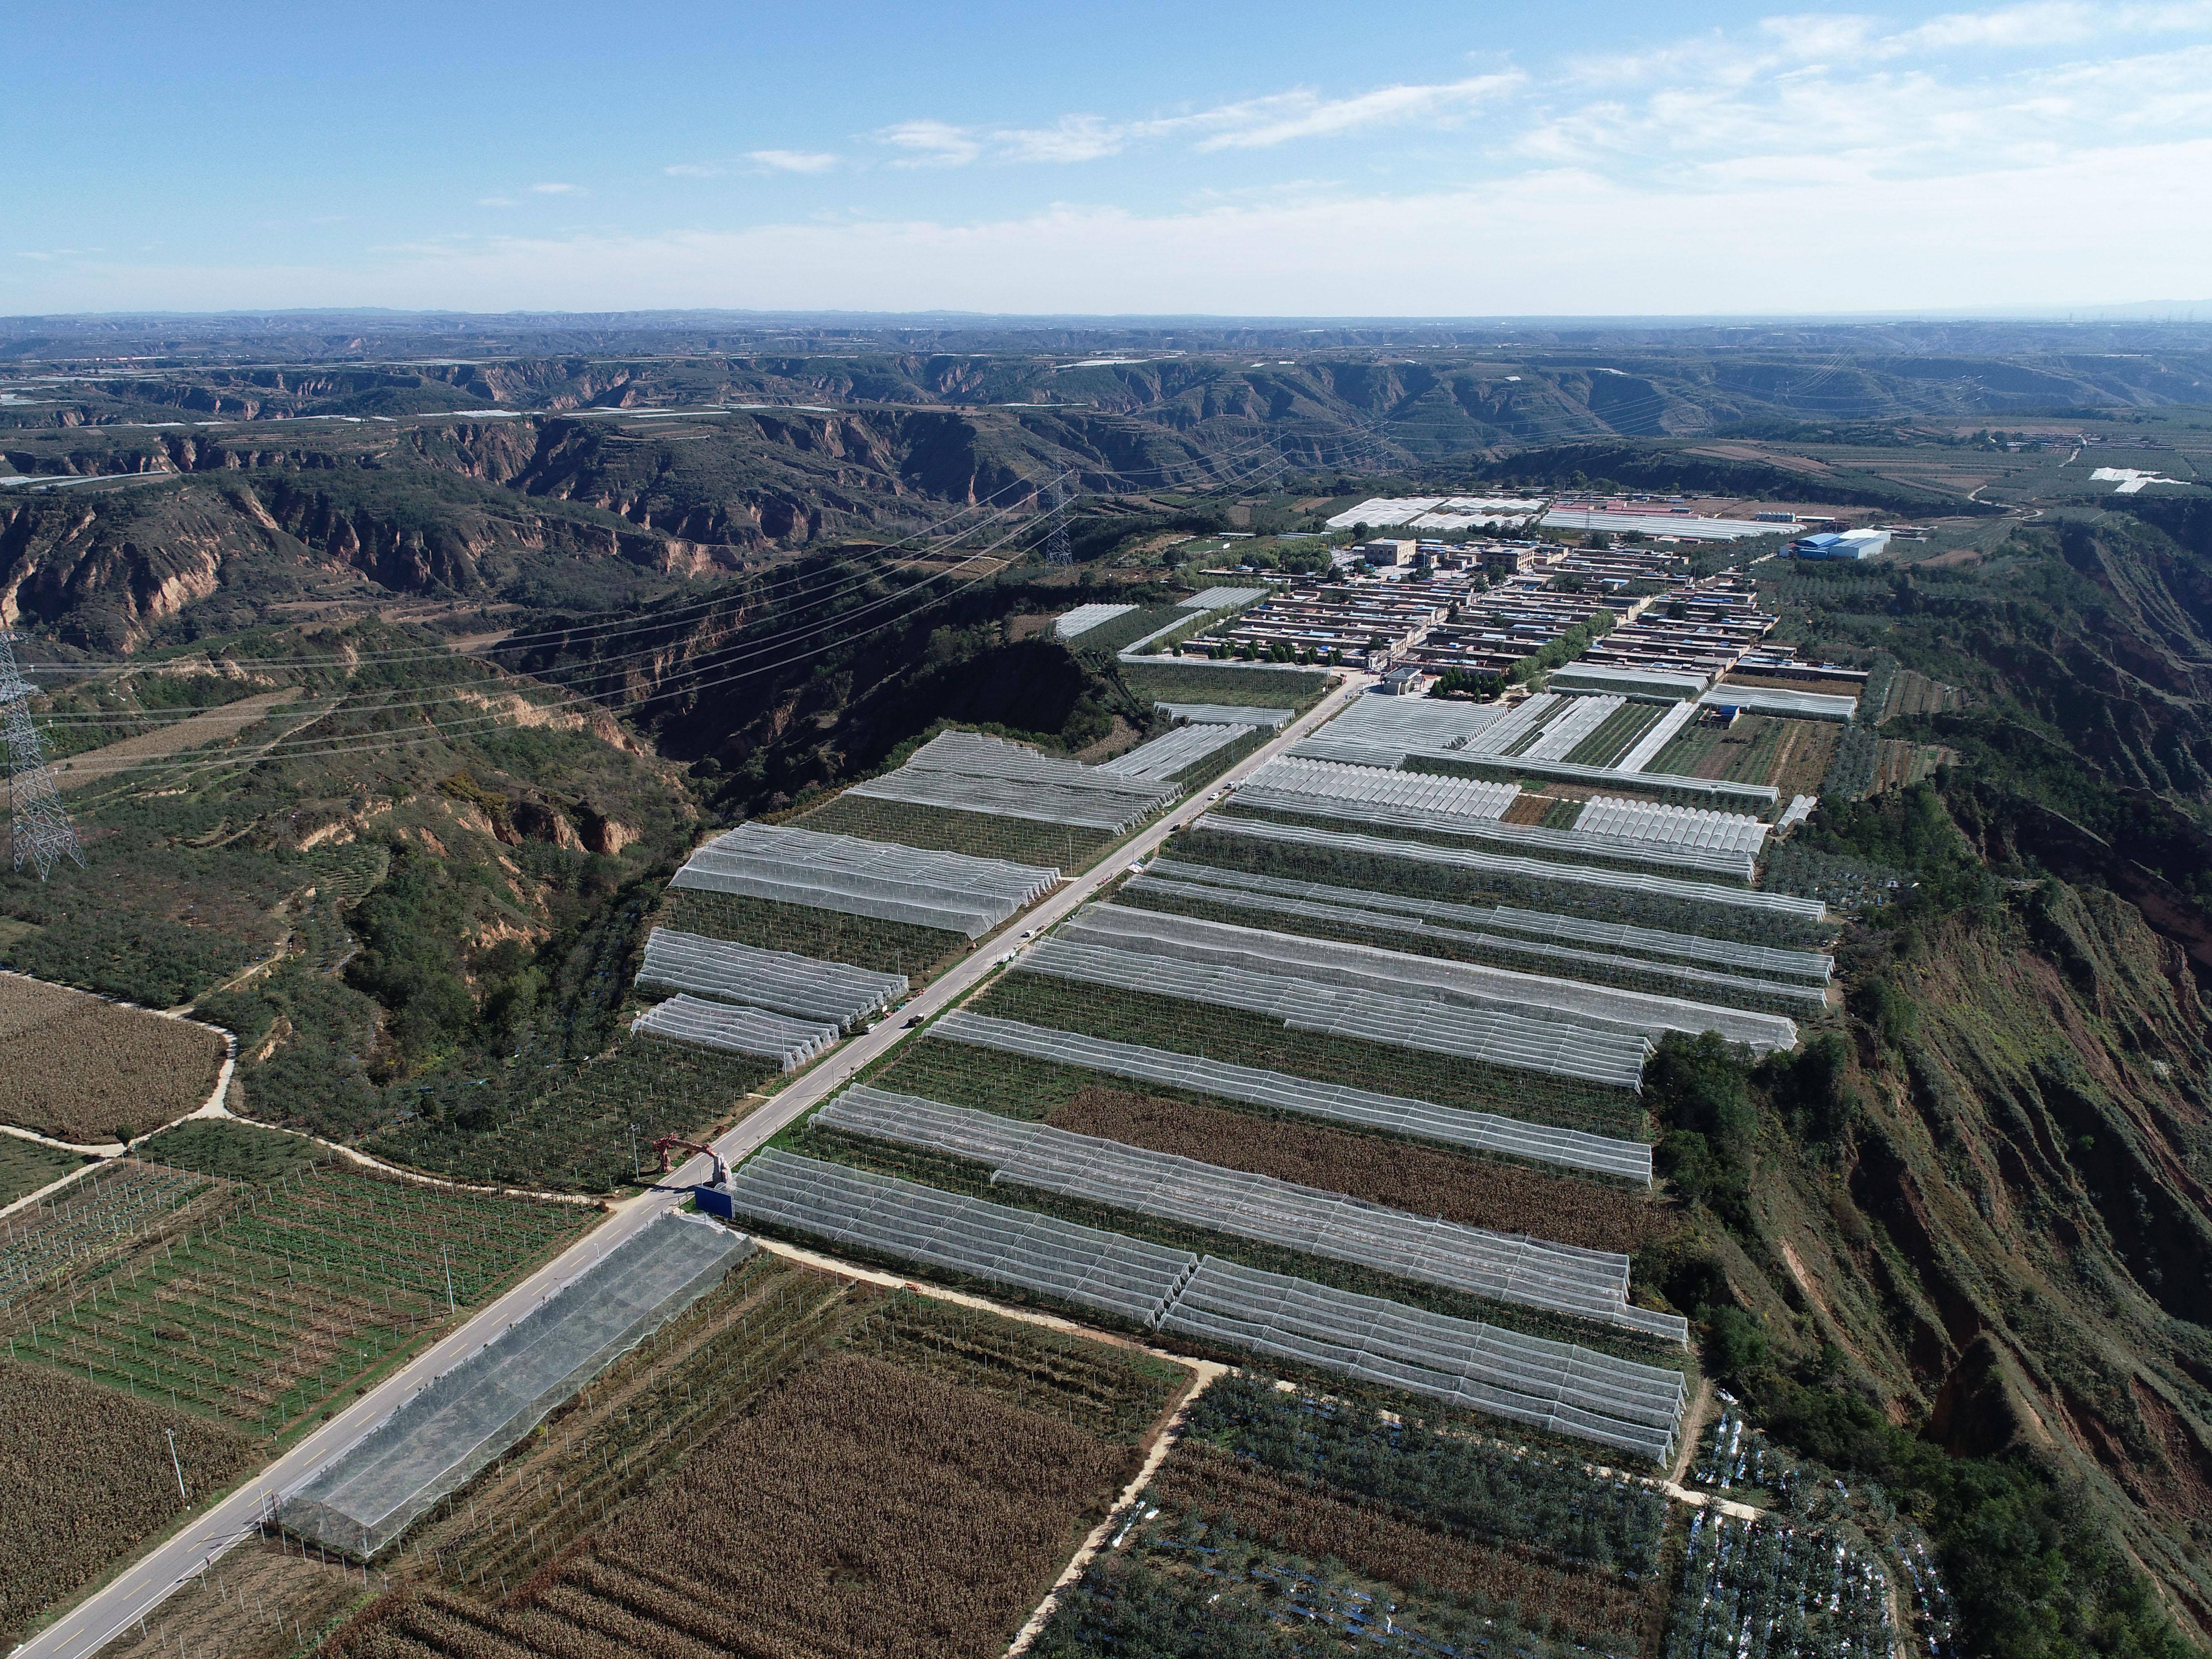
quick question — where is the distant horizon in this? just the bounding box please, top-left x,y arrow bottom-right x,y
8,1 -> 2211,316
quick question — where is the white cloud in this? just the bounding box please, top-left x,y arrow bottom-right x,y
1194,74 -> 1523,149
478,195 -> 517,207
530,181 -> 580,196
879,120 -> 984,167
748,149 -> 839,173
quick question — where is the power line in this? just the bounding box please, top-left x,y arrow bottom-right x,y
0,630 -> 85,879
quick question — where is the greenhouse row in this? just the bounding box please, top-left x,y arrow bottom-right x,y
1141,857 -> 1834,983
1574,796 -> 1772,855
1615,699 -> 1699,770
713,1151 -> 1685,1461
1196,813 -> 1828,930
672,821 -> 1060,938
930,1011 -> 1655,1181
1095,720 -> 1244,781
630,994 -> 839,1071
846,729 -> 1180,833
816,1085 -> 1685,1342
1222,785 -> 1760,883
1420,750 -> 1781,809
1156,701 -> 1293,728
718,1149 -> 1198,1326
1124,869 -> 1829,1016
1156,1258 -> 1686,1464
1700,683 -> 1860,721
1018,935 -> 1654,1090
1241,755 -> 1518,820
635,927 -> 908,1026
1518,693 -> 1625,761
1179,585 -> 1269,610
1053,602 -> 1139,639
1064,903 -> 1799,1053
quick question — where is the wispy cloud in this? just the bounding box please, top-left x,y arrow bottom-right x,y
477,195 -> 517,208
748,148 -> 838,173
530,181 -> 580,196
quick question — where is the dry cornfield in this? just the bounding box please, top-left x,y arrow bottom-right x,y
1048,1085 -> 1662,1254
0,974 -> 225,1145
330,1352 -> 1141,1659
0,1358 -> 258,1646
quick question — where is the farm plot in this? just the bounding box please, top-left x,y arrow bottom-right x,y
370,1031 -> 778,1192
3,1136 -> 589,1438
0,1136 -> 86,1207
844,730 -> 1178,835
813,1087 -> 1685,1342
657,887 -> 968,984
0,1357 -> 260,1646
1177,819 -> 1835,949
92,1534 -> 368,1659
681,817 -> 1061,936
1566,698 -> 1666,767
1120,660 -> 1335,710
1119,867 -> 1827,1016
1056,904 -> 1796,1053
804,792 -> 1121,870
1038,1373 -> 1672,1659
976,967 -> 1651,1141
336,1351 -> 1152,1659
634,926 -> 907,1026
1663,1509 -> 1894,1659
0,973 -> 226,1145
884,1016 -> 1653,1181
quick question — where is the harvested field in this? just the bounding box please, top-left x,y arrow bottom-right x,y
1046,1086 -> 1661,1254
801,791 -> 1119,871
93,1534 -> 367,1659
335,1353 -> 1144,1659
0,973 -> 226,1144
1720,673 -> 1866,698
1766,718 -> 1840,799
656,887 -> 968,984
1880,669 -> 1964,720
47,690 -> 293,791
0,1357 -> 259,1646
0,1136 -> 87,1208
1872,738 -> 1958,791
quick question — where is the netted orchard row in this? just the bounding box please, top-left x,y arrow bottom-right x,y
1662,1509 -> 1893,1659
5,1156 -> 585,1436
804,789 -> 1122,872
1173,823 -> 1836,950
974,969 -> 1650,1141
656,886 -> 971,983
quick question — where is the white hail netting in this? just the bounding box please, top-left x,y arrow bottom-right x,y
1550,665 -> 1710,701
1615,700 -> 1699,772
1126,870 -> 1828,1015
1518,695 -> 1625,762
819,1086 -> 1686,1344
1574,797 -> 1770,856
1418,752 -> 1779,809
1468,693 -> 1560,756
632,995 -> 838,1071
1290,693 -> 1503,769
671,822 -> 1060,939
636,928 -> 907,1026
1193,813 -> 1827,923
1155,702 -> 1293,728
1145,858 -> 1830,981
719,1150 -> 1196,1325
1053,603 -> 1139,639
1096,723 -> 1244,781
1180,586 -> 1270,610
718,1151 -> 1683,1461
1242,756 -> 1517,820
277,1213 -> 750,1558
1017,935 -> 1652,1091
844,730 -> 1179,832
1064,905 -> 1798,1054
1222,785 -> 1759,884
929,1011 -> 1652,1180
1699,684 -> 1859,721
1158,1258 -> 1684,1463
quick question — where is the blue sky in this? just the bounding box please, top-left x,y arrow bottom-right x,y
7,0 -> 2211,316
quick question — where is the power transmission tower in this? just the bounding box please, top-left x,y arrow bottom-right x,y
1044,476 -> 1073,567
0,630 -> 85,880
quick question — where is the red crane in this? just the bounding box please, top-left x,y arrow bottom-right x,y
651,1135 -> 729,1188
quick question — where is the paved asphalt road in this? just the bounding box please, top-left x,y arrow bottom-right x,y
16,674 -> 1366,1659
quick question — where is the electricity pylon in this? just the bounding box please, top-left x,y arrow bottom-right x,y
0,630 -> 85,879
1044,477 -> 1073,566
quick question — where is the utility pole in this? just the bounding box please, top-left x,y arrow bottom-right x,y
0,629 -> 84,879
166,1429 -> 188,1503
